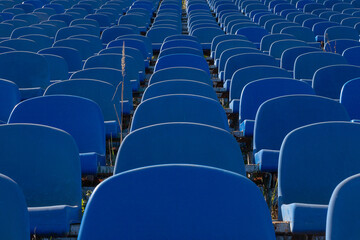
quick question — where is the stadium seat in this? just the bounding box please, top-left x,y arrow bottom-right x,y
0,123 -> 81,235
279,122 -> 360,233
78,164 -> 275,239
280,46 -> 322,71
8,95 -> 106,174
340,78 -> 360,120
342,46 -> 360,66
0,79 -> 20,123
38,46 -> 83,72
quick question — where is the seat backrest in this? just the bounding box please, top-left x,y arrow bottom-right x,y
324,39 -> 360,54
253,95 -> 350,153
101,26 -> 137,44
161,39 -> 202,51
340,78 -> 360,120
0,51 -> 49,88
0,173 -> 29,240
260,33 -> 296,52
211,34 -> 248,53
313,64 -> 360,99
230,65 -> 292,101
280,46 -> 322,71
219,47 -> 260,72
326,173 -> 360,240
154,53 -> 210,76
8,95 -> 105,156
269,39 -> 308,58
0,79 -> 20,123
44,79 -> 120,121
278,122 -> 360,208
55,26 -> 94,41
78,164 -> 275,240
293,52 -> 347,80
38,46 -> 82,72
0,38 -> 39,52
224,53 -> 278,81
115,123 -> 245,174
41,54 -> 69,80
280,26 -> 315,42
149,66 -> 212,86
0,123 -> 81,207
131,94 -> 229,132
343,46 -> 360,66
142,80 -> 218,101
235,26 -> 269,44
240,78 -> 315,122
214,39 -> 256,60
324,26 -> 359,41
53,38 -> 94,60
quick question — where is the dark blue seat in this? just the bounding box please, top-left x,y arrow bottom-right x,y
53,38 -> 96,60
49,13 -> 75,26
146,27 -> 180,50
229,66 -> 292,113
131,94 -> 229,132
160,39 -> 202,52
41,54 -> 69,81
0,38 -> 40,52
10,26 -> 46,38
0,79 -> 20,124
269,39 -> 308,59
210,34 -> 248,57
312,21 -> 339,42
279,122 -> 360,233
326,173 -> 360,240
324,39 -> 360,54
0,173 -> 29,240
38,46 -> 83,72
44,79 -> 122,137
214,39 -> 256,65
149,67 -> 212,86
271,21 -> 299,33
293,52 -> 347,80
70,68 -> 133,113
340,78 -> 360,120
342,46 -> 360,66
280,46 -> 322,71
254,95 -> 350,172
142,80 -> 218,101
0,23 -> 15,38
55,26 -> 95,41
239,78 -> 315,136
235,26 -> 269,48
101,26 -> 138,44
324,25 -> 359,41
115,123 -> 245,175
280,26 -> 315,42
260,33 -> 296,52
107,38 -> 148,61
8,95 -> 106,174
191,27 -> 225,49
313,64 -> 360,99
78,164 -> 275,240
154,53 -> 210,76
20,34 -> 53,50
0,123 -> 81,235
0,51 -> 49,99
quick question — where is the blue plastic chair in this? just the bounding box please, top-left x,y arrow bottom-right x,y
239,78 -> 315,136
49,13 -> 75,26
142,80 -> 218,101
38,46 -> 83,72
8,95 -> 106,174
324,39 -> 360,54
229,66 -> 292,113
326,173 -> 360,240
260,33 -> 296,52
149,67 -> 212,86
118,14 -> 148,32
131,94 -> 229,132
269,39 -> 308,59
107,38 -> 148,60
53,38 -> 95,60
0,123 -> 81,235
280,26 -> 315,42
13,13 -> 39,24
0,23 -> 15,38
0,51 -> 49,99
0,79 -> 20,123
115,123 -> 244,174
279,122 -> 360,233
116,34 -> 153,59
313,64 -> 360,99
271,21 -> 299,33
70,18 -> 99,27
83,54 -> 140,91
40,54 -> 68,80
146,27 -> 180,50
160,39 -> 202,52
191,27 -> 225,49
214,39 -> 256,64
312,21 -> 339,41
253,95 -> 350,172
101,26 -> 137,44
10,26 -> 46,38
78,164 -> 275,240
0,38 -> 40,52
0,173 -> 29,240
154,53 -> 210,76
70,67 -> 133,113
85,13 -> 111,28
32,23 -> 58,37
324,26 -> 359,41
235,26 -> 269,48
343,46 -> 360,66
68,34 -> 102,55
210,34 -> 248,57
224,53 -> 278,83
280,46 -> 322,71
20,34 -> 53,50
99,46 -> 147,70
44,79 -> 122,137
293,52 -> 347,80
55,26 -> 95,41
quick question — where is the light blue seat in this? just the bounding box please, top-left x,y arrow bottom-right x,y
279,122 -> 360,233
53,38 -> 95,60
0,123 -> 81,235
78,164 -> 275,240
0,79 -> 20,123
313,64 -> 360,99
142,80 -> 218,101
340,78 -> 360,120
280,46 -> 322,71
115,123 -> 245,174
235,26 -> 269,48
38,46 -> 83,72
44,79 -> 122,137
324,39 -> 360,54
293,52 -> 347,80
326,173 -> 360,240
260,33 -> 296,52
84,53 -> 140,91
269,39 -> 308,59
154,53 -> 210,76
70,67 -> 133,113
229,66 -> 292,113
0,173 -> 29,240
0,51 -> 49,99
324,25 -> 359,41
343,46 -> 360,66
148,66 -> 212,86
253,95 -> 350,172
224,53 -> 278,84
239,78 -> 315,136
131,94 -> 229,132
8,95 -> 106,174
